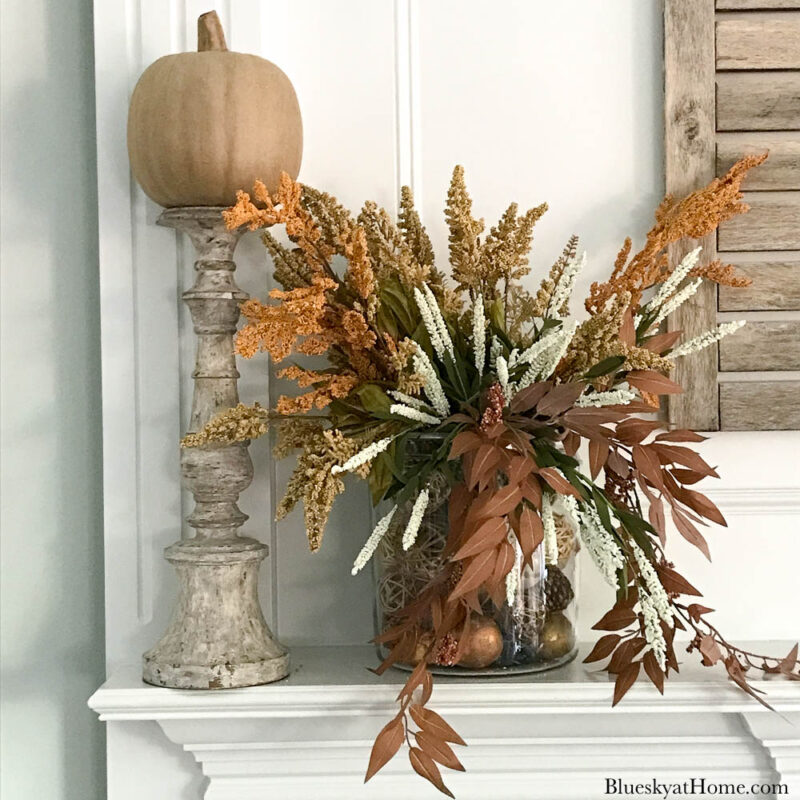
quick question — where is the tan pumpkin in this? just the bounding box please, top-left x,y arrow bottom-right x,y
127,11 -> 302,208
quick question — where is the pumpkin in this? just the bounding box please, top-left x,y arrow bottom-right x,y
127,11 -> 302,208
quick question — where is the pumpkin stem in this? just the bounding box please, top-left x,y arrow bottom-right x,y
197,11 -> 228,52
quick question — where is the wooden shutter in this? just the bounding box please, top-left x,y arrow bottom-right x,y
665,0 -> 800,431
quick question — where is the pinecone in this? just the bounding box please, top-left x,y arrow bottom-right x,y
545,566 -> 574,612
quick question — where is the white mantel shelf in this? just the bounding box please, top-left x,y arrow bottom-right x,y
90,644 -> 800,800
91,644 -> 800,718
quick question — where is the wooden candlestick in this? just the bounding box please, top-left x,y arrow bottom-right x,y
142,207 -> 288,689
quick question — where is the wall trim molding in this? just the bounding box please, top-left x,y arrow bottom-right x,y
703,487 -> 800,516
393,0 -> 422,209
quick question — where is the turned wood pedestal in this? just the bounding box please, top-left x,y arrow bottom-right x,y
142,207 -> 288,689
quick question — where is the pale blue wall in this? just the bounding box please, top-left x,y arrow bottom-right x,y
0,0 -> 106,796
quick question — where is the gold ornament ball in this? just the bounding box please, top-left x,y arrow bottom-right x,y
458,615 -> 503,669
539,611 -> 576,661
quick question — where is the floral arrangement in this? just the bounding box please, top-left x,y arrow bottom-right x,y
184,155 -> 799,797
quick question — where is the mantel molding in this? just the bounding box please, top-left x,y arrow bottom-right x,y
90,645 -> 800,799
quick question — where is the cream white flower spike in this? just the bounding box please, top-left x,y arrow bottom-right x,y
653,278 -> 702,325
413,347 -> 450,417
649,247 -> 702,311
576,383 -> 636,408
496,355 -> 512,402
352,506 -> 397,575
547,251 -> 586,317
413,285 -> 454,361
577,503 -> 625,586
472,293 -> 486,377
670,320 -> 745,358
505,536 -> 522,606
402,488 -> 430,550
332,435 -> 396,475
390,404 -> 442,426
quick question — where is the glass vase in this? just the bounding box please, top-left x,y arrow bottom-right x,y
373,456 -> 580,675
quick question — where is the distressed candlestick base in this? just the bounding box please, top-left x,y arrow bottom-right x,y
142,536 -> 289,689
143,208 -> 288,689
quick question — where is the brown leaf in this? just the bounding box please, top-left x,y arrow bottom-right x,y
643,651 -> 665,694
453,609 -> 473,664
420,671 -> 433,705
448,484 -> 472,528
723,655 -> 774,710
471,485 -> 522,520
467,443 -> 502,489
672,507 -> 711,560
669,467 -> 706,485
687,603 -> 714,621
498,425 -> 534,456
698,634 -> 723,666
619,309 -> 635,345
677,488 -> 726,527
506,454 -> 534,486
415,731 -> 465,772
583,634 -> 622,663
409,747 -> 454,798
608,637 -> 646,674
606,448 -> 630,477
589,439 -> 610,480
490,540 -> 516,589
655,429 -> 707,443
365,715 -> 405,782
626,370 -> 683,396
647,497 -> 666,545
652,444 -> 719,478
643,330 -> 682,353
450,549 -> 497,599
780,643 -> 799,675
520,475 -> 543,508
656,566 -> 702,597
632,444 -> 665,490
452,517 -> 508,560
537,382 -> 586,417
539,467 -> 582,498
517,505 -> 544,566
462,588 -> 483,615
449,430 -> 483,459
397,660 -> 428,701
592,606 -> 638,631
612,661 -> 641,706
372,634 -> 415,673
563,430 -> 581,457
510,382 -> 550,413
409,705 -> 467,746
616,418 -> 662,446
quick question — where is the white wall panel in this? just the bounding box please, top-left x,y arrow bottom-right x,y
416,0 -> 665,317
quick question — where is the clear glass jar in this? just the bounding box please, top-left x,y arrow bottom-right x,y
373,441 -> 579,675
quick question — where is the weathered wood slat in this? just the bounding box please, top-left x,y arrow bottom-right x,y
719,320 -> 800,369
720,380 -> 800,429
718,192 -> 800,250
718,252 -> 800,309
716,13 -> 800,69
665,0 -> 719,430
717,133 -> 800,190
717,0 -> 800,8
716,72 -> 800,130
